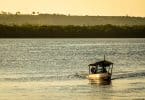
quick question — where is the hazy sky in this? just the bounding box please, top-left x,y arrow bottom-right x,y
0,0 -> 145,16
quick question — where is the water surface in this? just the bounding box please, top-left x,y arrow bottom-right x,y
0,38 -> 145,100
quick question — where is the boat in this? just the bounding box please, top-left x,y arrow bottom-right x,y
87,56 -> 113,84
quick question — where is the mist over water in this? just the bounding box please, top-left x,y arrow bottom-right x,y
0,38 -> 145,100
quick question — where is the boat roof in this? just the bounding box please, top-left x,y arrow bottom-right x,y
89,60 -> 113,66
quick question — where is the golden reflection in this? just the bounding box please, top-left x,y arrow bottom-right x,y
89,79 -> 111,85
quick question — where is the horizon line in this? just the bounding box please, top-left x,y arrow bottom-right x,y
0,11 -> 145,18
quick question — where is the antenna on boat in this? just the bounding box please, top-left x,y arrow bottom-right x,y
104,55 -> 105,61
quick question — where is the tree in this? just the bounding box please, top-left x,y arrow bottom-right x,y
32,11 -> 35,15
37,12 -> 39,15
16,11 -> 21,15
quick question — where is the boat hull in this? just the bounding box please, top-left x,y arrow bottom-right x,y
87,73 -> 111,84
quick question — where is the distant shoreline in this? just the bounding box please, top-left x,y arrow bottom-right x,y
0,24 -> 145,38
0,14 -> 145,26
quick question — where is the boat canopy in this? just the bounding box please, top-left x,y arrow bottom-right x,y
89,60 -> 113,67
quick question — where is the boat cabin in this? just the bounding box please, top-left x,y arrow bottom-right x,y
88,59 -> 113,75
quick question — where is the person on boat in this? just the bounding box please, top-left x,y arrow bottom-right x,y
91,67 -> 96,74
102,66 -> 107,73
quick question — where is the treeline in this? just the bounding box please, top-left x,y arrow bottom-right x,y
0,14 -> 145,26
0,24 -> 145,38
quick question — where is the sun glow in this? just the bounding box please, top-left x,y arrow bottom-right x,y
0,0 -> 145,16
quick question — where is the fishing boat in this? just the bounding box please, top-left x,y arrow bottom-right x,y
87,56 -> 113,84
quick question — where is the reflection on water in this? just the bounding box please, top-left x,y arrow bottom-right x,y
0,38 -> 145,100
89,80 -> 112,85
0,78 -> 145,100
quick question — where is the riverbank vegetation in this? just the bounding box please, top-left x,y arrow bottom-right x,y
0,24 -> 145,38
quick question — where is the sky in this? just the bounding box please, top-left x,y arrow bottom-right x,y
0,0 -> 145,16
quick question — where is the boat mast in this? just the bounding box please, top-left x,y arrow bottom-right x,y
104,55 -> 105,61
